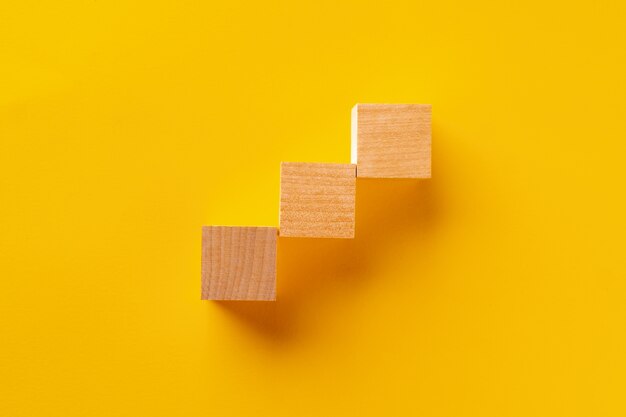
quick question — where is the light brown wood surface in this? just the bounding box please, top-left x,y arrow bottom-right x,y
352,104 -> 431,178
201,226 -> 277,300
279,162 -> 356,238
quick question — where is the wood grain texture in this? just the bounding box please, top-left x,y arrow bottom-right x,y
201,226 -> 277,301
280,162 -> 356,238
352,103 -> 431,178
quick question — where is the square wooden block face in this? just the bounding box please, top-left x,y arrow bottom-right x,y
201,226 -> 277,301
352,104 -> 432,178
280,162 -> 356,238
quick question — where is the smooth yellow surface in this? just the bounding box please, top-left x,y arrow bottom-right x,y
1,1 -> 625,415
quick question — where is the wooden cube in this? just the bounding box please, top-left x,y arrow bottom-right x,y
279,162 -> 356,238
201,226 -> 277,301
351,104 -> 431,178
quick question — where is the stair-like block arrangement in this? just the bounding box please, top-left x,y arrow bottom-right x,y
201,104 -> 432,301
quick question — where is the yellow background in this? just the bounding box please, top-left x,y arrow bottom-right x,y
1,1 -> 625,415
